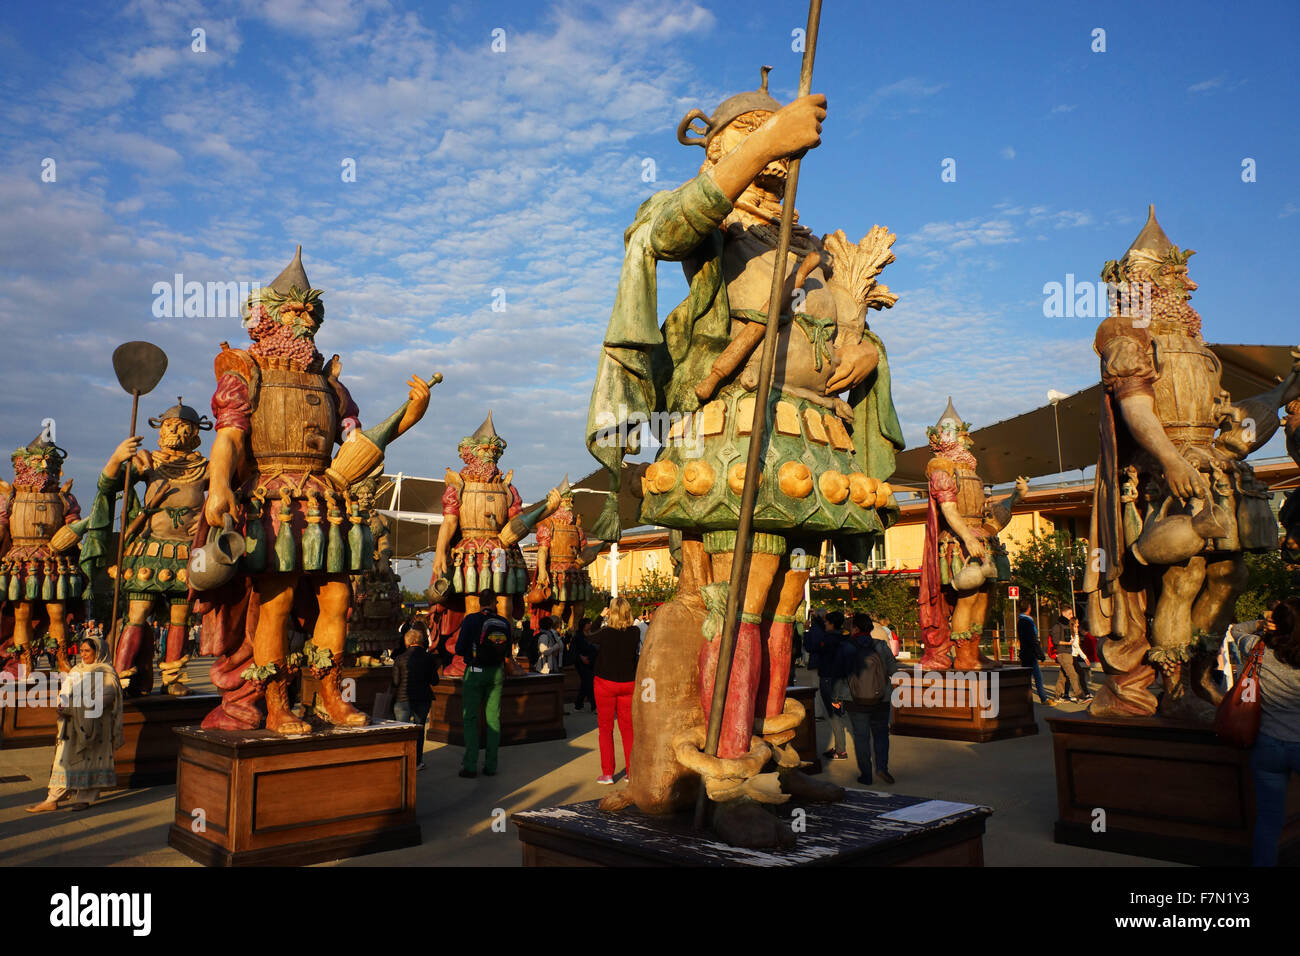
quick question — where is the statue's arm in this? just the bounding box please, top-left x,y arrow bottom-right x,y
1116,393 -> 1205,500
204,427 -> 245,527
987,477 -> 1029,531
939,500 -> 985,559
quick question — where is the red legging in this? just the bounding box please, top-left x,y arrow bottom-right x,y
594,676 -> 635,777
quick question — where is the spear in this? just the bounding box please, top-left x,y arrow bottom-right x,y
695,0 -> 825,829
107,342 -> 169,643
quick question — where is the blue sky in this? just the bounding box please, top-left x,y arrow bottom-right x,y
1,0 -> 1297,505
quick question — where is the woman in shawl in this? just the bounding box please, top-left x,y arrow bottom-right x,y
26,635 -> 124,812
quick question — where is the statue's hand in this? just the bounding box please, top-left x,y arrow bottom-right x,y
545,487 -> 562,514
430,552 -> 448,581
204,483 -> 237,528
397,375 -> 431,436
107,436 -> 144,474
825,340 -> 879,393
758,93 -> 826,162
1164,457 -> 1205,501
1014,476 -> 1030,498
962,534 -> 987,562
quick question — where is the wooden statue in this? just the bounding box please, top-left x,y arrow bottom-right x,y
585,65 -> 905,846
0,434 -> 82,673
343,475 -> 403,660
1282,396 -> 1300,564
918,399 -> 1026,670
1083,208 -> 1300,719
196,247 -> 432,733
525,485 -> 595,636
427,412 -> 561,676
55,400 -> 211,696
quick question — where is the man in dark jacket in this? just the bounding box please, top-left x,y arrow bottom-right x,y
816,611 -> 848,756
841,612 -> 899,784
392,626 -> 439,768
1017,610 -> 1052,705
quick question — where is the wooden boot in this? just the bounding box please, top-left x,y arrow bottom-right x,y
315,665 -> 368,727
264,668 -> 311,735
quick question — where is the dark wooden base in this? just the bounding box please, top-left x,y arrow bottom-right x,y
427,672 -> 566,746
513,790 -> 990,866
890,664 -> 1039,742
786,684 -> 822,774
1049,712 -> 1300,865
168,721 -> 421,866
1,690 -> 219,787
299,665 -> 393,717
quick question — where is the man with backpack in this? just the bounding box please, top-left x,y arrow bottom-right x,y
839,612 -> 899,785
455,588 -> 513,778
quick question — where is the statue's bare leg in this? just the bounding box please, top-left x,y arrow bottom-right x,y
13,601 -> 33,669
45,601 -> 71,672
313,576 -> 366,726
254,573 -> 310,734
950,588 -> 992,669
1153,557 -> 1214,719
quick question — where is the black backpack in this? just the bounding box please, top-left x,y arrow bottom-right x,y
846,639 -> 887,705
474,613 -> 511,668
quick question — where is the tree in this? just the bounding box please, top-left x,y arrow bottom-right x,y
1008,530 -> 1088,612
1235,550 -> 1293,622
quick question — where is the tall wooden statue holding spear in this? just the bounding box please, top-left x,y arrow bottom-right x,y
586,1 -> 906,846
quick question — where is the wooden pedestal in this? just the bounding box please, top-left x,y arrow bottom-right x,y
1,691 -> 219,787
513,790 -> 990,866
427,672 -> 566,746
1049,712 -> 1300,865
562,666 -> 580,701
299,665 -> 392,717
786,684 -> 822,773
168,721 -> 422,866
890,665 -> 1038,742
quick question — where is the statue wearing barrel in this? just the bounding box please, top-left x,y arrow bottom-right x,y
0,434 -> 82,673
427,412 -> 561,676
197,247 -> 432,733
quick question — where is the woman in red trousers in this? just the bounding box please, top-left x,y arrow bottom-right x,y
592,597 -> 640,784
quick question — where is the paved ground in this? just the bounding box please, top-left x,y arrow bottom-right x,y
0,661 -> 1176,867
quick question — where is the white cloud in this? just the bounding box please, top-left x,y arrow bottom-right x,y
1000,146 -> 1015,160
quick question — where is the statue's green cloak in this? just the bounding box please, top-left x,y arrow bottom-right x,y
584,172 -> 905,542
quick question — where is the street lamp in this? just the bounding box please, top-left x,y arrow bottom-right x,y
1047,388 -> 1069,477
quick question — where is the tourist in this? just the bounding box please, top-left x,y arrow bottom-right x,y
842,612 -> 898,785
391,625 -> 438,770
1070,616 -> 1093,698
804,608 -> 827,672
26,636 -> 123,813
1017,608 -> 1052,705
571,619 -> 600,711
820,610 -> 849,759
454,588 -> 512,779
592,597 -> 640,784
872,615 -> 901,657
1237,598 -> 1300,866
1050,607 -> 1086,703
535,616 -> 564,674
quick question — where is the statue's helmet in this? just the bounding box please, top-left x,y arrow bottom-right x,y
12,432 -> 67,480
677,65 -> 783,151
1101,205 -> 1196,298
148,396 -> 213,431
458,410 -> 507,461
926,397 -> 972,450
242,245 -> 325,329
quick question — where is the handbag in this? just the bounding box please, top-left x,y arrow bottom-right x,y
1214,639 -> 1265,749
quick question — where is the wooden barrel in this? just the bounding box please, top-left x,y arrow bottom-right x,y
8,490 -> 64,545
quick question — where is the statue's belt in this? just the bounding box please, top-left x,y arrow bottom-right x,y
731,309 -> 838,372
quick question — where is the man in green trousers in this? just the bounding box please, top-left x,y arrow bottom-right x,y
455,588 -> 511,777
